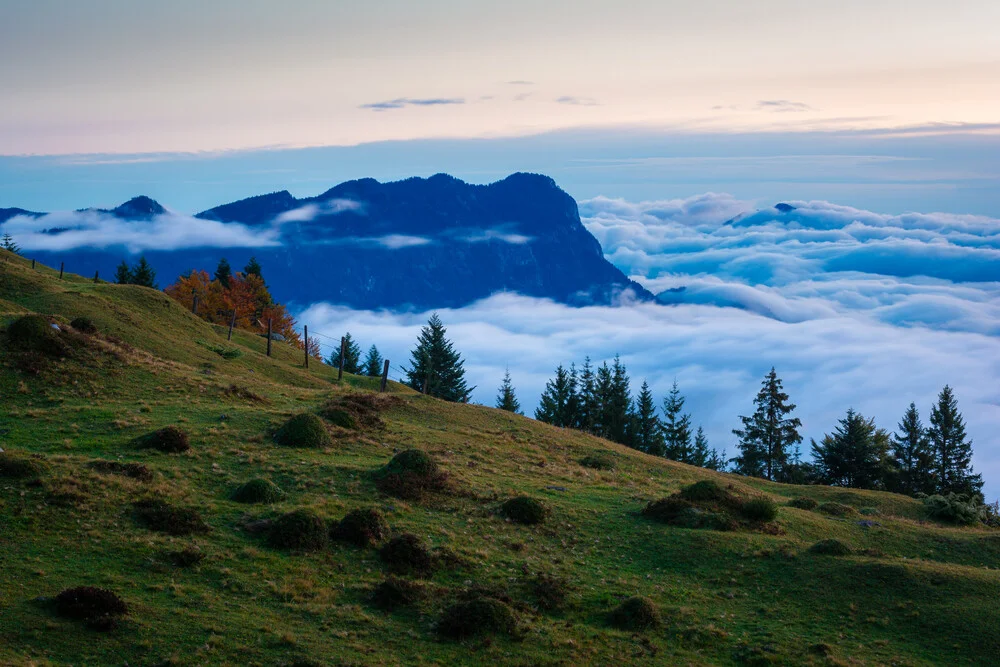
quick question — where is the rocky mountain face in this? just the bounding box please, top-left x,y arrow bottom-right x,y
3,173 -> 652,309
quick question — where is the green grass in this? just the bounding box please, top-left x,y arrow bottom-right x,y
1,251 -> 999,665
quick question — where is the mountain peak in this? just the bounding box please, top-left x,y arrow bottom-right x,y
774,202 -> 797,213
110,196 -> 165,219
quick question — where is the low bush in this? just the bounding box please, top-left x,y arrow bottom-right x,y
531,572 -> 571,611
579,454 -> 615,471
609,596 -> 660,631
320,407 -> 356,430
380,533 -> 434,576
54,586 -> 128,627
268,509 -> 329,551
924,493 -> 982,525
679,480 -> 730,503
89,460 -> 153,482
0,452 -> 49,479
70,317 -> 98,334
231,478 -> 284,504
331,507 -> 391,547
809,539 -> 852,556
817,502 -> 857,517
438,597 -> 519,639
273,413 -> 331,449
788,496 -> 818,510
737,497 -> 779,523
502,496 -> 548,525
642,496 -> 734,530
322,392 -> 399,431
642,496 -> 694,523
133,499 -> 210,536
371,576 -> 425,611
375,449 -> 448,500
133,426 -> 190,453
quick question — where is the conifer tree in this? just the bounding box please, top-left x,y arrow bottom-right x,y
1,232 -> 20,255
363,344 -> 384,377
632,380 -> 664,455
337,332 -> 362,374
811,409 -> 891,489
601,356 -> 632,445
662,380 -> 693,462
404,314 -> 471,402
130,256 -> 157,288
495,369 -> 522,414
243,256 -> 263,283
593,361 -> 613,438
695,427 -> 728,471
214,257 -> 232,289
575,357 -> 598,434
115,260 -> 133,285
892,403 -> 935,496
535,365 -> 576,427
927,385 -> 982,496
732,368 -> 802,481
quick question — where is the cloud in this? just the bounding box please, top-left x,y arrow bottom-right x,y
1,210 -> 279,253
756,100 -> 813,113
506,80 -> 535,86
359,97 -> 466,111
555,96 -> 599,106
274,198 -> 362,223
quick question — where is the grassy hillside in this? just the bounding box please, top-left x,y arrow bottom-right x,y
1,250 -> 998,666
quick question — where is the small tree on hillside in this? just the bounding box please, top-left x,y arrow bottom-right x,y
130,256 -> 157,288
1,232 -> 21,255
692,426 -> 727,471
535,365 -> 577,427
405,314 -> 471,402
662,380 -> 693,462
115,260 -> 133,285
214,257 -> 233,289
575,357 -> 599,433
732,368 -> 802,481
244,256 -> 263,280
632,380 -> 664,455
363,344 -> 384,377
335,332 -> 362,374
927,385 -> 982,496
891,403 -> 935,496
811,409 -> 891,489
495,368 -> 522,414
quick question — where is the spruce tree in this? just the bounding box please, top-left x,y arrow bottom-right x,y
695,428 -> 728,471
593,362 -> 614,439
632,380 -> 664,455
363,345 -> 384,377
576,357 -> 599,434
404,314 -> 471,402
732,368 -> 802,481
339,332 -> 362,374
244,256 -> 263,281
602,356 -> 632,445
927,386 -> 982,496
535,365 -> 575,427
811,409 -> 891,489
130,256 -> 157,288
214,257 -> 232,288
892,403 -> 934,496
115,260 -> 133,285
1,232 -> 20,255
662,380 -> 693,462
495,369 -> 522,414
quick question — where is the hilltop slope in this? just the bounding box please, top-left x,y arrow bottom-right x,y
1,251 -> 998,666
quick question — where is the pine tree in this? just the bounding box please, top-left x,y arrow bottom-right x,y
662,380 -> 693,462
593,362 -> 613,439
892,403 -> 935,496
732,368 -> 802,481
927,386 -> 982,496
214,257 -> 232,289
1,232 -> 20,255
495,369 -> 522,414
115,260 -> 133,285
603,356 -> 632,445
575,357 -> 598,434
130,256 -> 157,288
535,365 -> 576,427
632,381 -> 664,455
811,409 -> 891,489
244,256 -> 263,281
404,314 -> 471,402
363,345 -> 384,377
339,332 -> 362,374
695,428 -> 728,471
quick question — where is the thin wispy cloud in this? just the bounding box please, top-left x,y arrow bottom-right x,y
555,96 -> 599,106
359,97 -> 466,111
506,80 -> 535,86
756,99 -> 813,113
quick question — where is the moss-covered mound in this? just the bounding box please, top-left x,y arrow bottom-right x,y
380,533 -> 434,576
679,480 -> 729,502
69,317 -> 98,334
642,497 -> 734,531
89,460 -> 153,482
231,478 -> 284,504
531,572 -> 571,611
501,496 -> 548,525
579,454 -> 615,470
331,508 -> 391,547
809,539 -> 853,556
321,392 -> 399,431
6,314 -> 68,356
375,449 -> 448,499
165,547 -> 205,568
645,481 -> 778,531
371,576 -> 425,611
609,596 -> 660,631
273,413 -> 331,449
738,497 -> 779,523
54,587 -> 128,623
268,509 -> 328,551
817,502 -> 858,517
133,426 -> 190,453
437,596 -> 519,639
133,499 -> 210,536
788,496 -> 819,510
0,452 -> 49,479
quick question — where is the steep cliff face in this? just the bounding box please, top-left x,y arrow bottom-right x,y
2,173 -> 651,309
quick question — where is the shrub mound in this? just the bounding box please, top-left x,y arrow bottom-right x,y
70,317 -> 98,334
817,502 -> 857,517
679,480 -> 729,502
89,460 -> 153,482
0,452 -> 49,479
579,454 -> 615,471
371,576 -> 425,611
609,596 -> 660,631
332,508 -> 391,547
438,596 -> 519,639
788,496 -> 818,510
809,539 -> 853,556
924,493 -> 982,525
273,413 -> 331,449
133,426 -> 190,453
375,449 -> 448,499
738,497 -> 779,523
231,478 -> 284,504
54,586 -> 128,628
133,499 -> 210,536
502,496 -> 548,525
380,533 -> 434,576
320,407 -> 357,430
7,314 -> 68,356
642,497 -> 734,531
268,509 -> 329,551
166,547 -> 205,567
531,572 -> 571,611
322,392 -> 399,431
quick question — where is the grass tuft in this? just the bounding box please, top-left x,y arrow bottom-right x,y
380,533 -> 434,576
268,509 -> 328,551
375,449 -> 448,500
788,496 -> 818,510
502,496 -> 548,525
133,426 -> 190,454
809,539 -> 853,556
331,507 -> 391,547
273,413 -> 331,449
371,576 -> 425,611
437,596 -> 519,639
231,478 -> 284,504
609,596 -> 660,631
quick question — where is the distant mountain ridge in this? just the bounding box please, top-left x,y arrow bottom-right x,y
2,173 -> 652,310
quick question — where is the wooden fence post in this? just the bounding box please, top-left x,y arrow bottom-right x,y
266,318 -> 272,357
304,326 -> 309,368
31,259 -> 35,269
191,294 -> 199,314
338,336 -> 345,381
227,310 -> 236,341
93,270 -> 99,283
59,262 -> 64,280
380,359 -> 390,393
